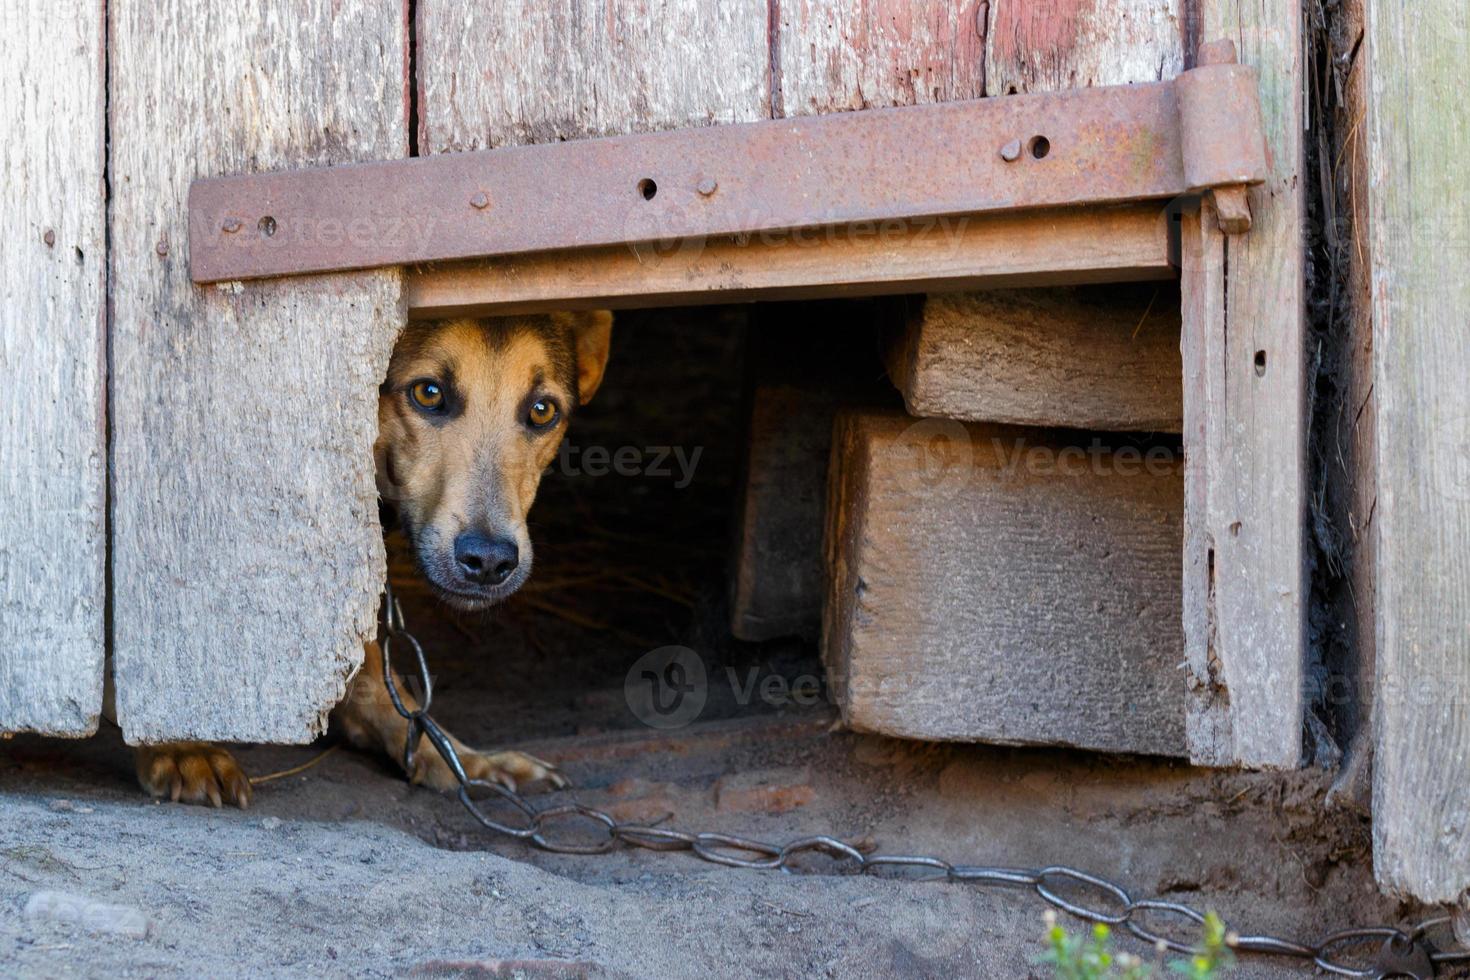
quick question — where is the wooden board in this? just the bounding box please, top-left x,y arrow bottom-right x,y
985,0 -> 1186,95
777,0 -> 1184,115
1366,0 -> 1470,903
0,3 -> 106,735
1177,6 -> 1307,768
730,304 -> 899,642
775,0 -> 987,116
885,286 -> 1182,432
418,0 -> 769,152
109,1 -> 407,743
823,412 -> 1186,755
405,204 -> 1174,317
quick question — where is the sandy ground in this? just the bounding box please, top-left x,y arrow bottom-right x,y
0,708 -> 1438,979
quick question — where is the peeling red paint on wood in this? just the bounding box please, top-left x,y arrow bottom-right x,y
985,0 -> 1186,94
777,0 -> 988,115
989,0 -> 1093,92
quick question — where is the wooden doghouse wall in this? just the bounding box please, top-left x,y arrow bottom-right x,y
0,1 -> 1310,763
12,0 -> 1467,908
0,3 -> 1310,758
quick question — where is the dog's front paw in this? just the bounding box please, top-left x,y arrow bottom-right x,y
410,745 -> 567,794
135,742 -> 252,809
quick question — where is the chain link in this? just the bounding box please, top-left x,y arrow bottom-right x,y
379,583 -> 1464,977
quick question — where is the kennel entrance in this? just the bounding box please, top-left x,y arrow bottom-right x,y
166,47 -> 1292,769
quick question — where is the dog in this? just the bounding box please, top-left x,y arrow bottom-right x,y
131,311 -> 614,807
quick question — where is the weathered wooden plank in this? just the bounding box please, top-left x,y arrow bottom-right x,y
731,305 -> 898,642
405,204 -> 1174,317
1177,9 -> 1307,768
1366,0 -> 1470,903
109,1 -> 407,743
776,0 -> 987,115
985,0 -> 1186,95
885,286 -> 1182,432
0,3 -> 106,735
418,0 -> 768,153
823,412 -> 1186,755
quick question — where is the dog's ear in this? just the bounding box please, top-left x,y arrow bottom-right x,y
564,310 -> 613,405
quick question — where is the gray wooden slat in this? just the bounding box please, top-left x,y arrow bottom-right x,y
0,2 -> 107,735
109,1 -> 407,743
1366,0 -> 1470,903
418,0 -> 769,153
886,288 -> 1182,433
1179,2 -> 1307,768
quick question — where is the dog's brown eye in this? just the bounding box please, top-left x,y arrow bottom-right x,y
409,381 -> 444,411
527,398 -> 558,428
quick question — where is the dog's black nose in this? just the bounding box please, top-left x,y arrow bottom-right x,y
453,533 -> 519,586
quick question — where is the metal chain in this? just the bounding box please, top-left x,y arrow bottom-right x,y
379,583 -> 1468,978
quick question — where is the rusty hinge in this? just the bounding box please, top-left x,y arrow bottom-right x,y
186,40 -> 1267,285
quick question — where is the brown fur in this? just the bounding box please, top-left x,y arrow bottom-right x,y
134,312 -> 613,807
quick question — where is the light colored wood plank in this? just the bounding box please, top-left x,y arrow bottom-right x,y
418,0 -> 769,153
406,204 -> 1173,317
776,0 -> 987,115
985,0 -> 1186,94
886,286 -> 1182,432
1366,0 -> 1470,903
0,2 -> 106,735
109,0 -> 407,743
823,412 -> 1186,755
1178,5 -> 1307,768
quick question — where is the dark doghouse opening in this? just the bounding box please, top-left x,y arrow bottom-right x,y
385,301 -> 900,752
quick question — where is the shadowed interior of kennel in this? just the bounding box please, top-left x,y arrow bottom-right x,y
385,287 -> 1186,758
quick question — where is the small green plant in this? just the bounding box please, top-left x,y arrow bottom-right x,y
1036,910 -> 1235,980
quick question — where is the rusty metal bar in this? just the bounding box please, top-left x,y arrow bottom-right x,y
188,57 -> 1267,284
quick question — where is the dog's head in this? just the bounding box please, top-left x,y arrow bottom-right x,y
376,311 -> 613,610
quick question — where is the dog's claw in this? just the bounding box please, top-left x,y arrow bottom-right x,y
411,746 -> 564,795
136,742 -> 252,810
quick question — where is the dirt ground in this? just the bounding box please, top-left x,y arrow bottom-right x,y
0,308 -> 1448,977
0,713 -> 1430,978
